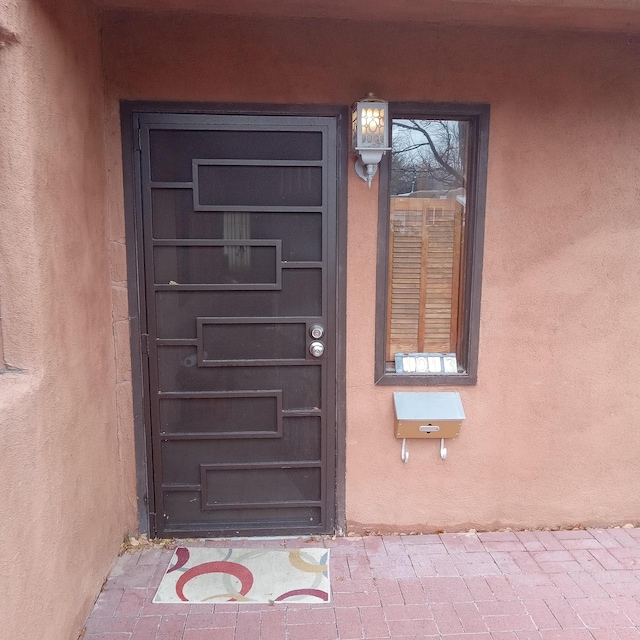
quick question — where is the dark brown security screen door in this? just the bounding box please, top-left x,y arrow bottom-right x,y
136,113 -> 339,537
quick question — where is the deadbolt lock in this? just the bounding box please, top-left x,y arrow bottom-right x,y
309,341 -> 325,358
309,324 -> 324,339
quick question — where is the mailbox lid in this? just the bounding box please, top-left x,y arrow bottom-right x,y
393,392 -> 466,421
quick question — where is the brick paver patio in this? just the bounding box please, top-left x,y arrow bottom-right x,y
84,527 -> 640,640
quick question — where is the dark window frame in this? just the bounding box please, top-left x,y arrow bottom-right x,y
375,102 -> 490,385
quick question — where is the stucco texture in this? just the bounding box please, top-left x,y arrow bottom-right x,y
101,12 -> 640,535
0,1 -> 137,638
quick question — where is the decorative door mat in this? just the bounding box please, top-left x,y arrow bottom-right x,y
154,547 -> 331,604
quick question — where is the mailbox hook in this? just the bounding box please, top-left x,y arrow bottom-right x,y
402,438 -> 447,462
401,439 -> 409,463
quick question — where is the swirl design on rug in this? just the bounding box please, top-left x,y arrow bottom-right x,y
175,560 -> 254,602
288,549 -> 329,574
167,547 -> 190,573
275,588 -> 329,602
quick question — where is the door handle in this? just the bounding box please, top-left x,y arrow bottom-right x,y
309,341 -> 325,357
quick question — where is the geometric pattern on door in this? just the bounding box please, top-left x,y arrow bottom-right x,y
135,113 -> 338,537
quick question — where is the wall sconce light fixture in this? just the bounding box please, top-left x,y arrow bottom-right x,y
352,93 -> 390,188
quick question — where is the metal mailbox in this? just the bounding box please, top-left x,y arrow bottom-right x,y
393,392 -> 465,439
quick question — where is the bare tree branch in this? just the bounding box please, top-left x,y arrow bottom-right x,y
393,120 -> 465,184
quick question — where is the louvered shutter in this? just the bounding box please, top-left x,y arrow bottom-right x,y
387,197 -> 463,361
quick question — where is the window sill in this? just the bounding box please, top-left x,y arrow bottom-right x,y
375,372 -> 476,386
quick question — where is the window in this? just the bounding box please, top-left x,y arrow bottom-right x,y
375,103 -> 490,385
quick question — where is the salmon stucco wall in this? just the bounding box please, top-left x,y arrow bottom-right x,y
0,1 -> 137,638
101,12 -> 640,533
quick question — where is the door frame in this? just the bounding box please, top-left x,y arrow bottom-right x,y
120,101 -> 348,537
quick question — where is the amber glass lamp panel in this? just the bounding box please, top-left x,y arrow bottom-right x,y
386,119 -> 470,371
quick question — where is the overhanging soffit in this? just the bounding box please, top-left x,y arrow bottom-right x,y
93,0 -> 640,35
